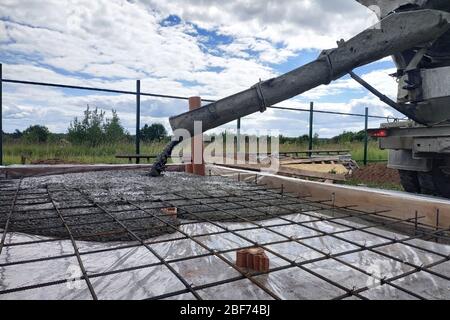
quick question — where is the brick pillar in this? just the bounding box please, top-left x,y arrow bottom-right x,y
185,96 -> 205,176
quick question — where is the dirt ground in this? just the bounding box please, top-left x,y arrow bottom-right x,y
350,162 -> 401,185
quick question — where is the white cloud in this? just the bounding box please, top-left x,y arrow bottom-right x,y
218,37 -> 296,64
360,67 -> 398,99
142,0 -> 378,49
299,67 -> 397,100
0,20 -> 9,42
0,0 -> 401,137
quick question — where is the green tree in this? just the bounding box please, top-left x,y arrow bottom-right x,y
23,125 -> 50,143
331,130 -> 369,143
12,129 -> 22,139
298,134 -> 310,143
68,106 -> 104,146
68,106 -> 126,146
313,133 -> 319,144
140,123 -> 167,142
104,110 -> 126,143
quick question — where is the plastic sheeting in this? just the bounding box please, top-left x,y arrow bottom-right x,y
1,211 -> 449,300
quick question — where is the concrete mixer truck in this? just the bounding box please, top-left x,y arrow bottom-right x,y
151,0 -> 450,198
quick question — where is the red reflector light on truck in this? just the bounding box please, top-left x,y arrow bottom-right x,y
367,129 -> 389,137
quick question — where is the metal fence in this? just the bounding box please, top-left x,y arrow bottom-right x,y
0,63 -> 398,166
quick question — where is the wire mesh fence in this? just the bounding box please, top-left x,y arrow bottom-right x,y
1,64 -> 401,166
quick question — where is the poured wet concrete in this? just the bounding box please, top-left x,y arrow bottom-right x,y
0,170 -> 314,242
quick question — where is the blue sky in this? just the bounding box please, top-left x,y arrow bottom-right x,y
0,0 -> 402,138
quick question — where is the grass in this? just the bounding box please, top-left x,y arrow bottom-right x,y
3,141 -> 167,165
3,139 -> 400,192
2,140 -> 387,165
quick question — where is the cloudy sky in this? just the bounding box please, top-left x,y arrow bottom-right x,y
1,0 -> 404,137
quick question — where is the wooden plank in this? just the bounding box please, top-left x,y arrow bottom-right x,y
272,177 -> 450,229
209,165 -> 450,229
214,163 -> 261,172
280,149 -> 350,155
281,156 -> 340,165
0,164 -> 184,178
277,166 -> 346,181
213,163 -> 346,181
115,154 -> 156,159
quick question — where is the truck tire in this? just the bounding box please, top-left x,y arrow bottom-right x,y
398,170 -> 420,193
417,172 -> 437,196
432,161 -> 450,198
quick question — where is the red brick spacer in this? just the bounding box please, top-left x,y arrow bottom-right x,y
235,247 -> 269,273
161,207 -> 177,219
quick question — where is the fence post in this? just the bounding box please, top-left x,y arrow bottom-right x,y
135,80 -> 141,164
308,101 -> 314,157
0,63 -> 2,166
237,118 -> 241,153
364,107 -> 369,166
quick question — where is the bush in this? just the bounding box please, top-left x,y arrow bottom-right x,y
22,125 -> 50,143
12,129 -> 23,139
331,130 -> 371,143
68,106 -> 127,146
104,110 -> 126,143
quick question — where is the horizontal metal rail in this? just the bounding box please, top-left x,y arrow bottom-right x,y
267,105 -> 400,120
2,78 -> 216,103
0,72 -> 399,166
2,77 -> 396,120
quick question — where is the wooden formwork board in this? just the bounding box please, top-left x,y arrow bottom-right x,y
0,164 -> 185,178
211,163 -> 347,181
209,165 -> 450,229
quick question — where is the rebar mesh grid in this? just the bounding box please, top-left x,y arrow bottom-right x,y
0,172 -> 449,300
